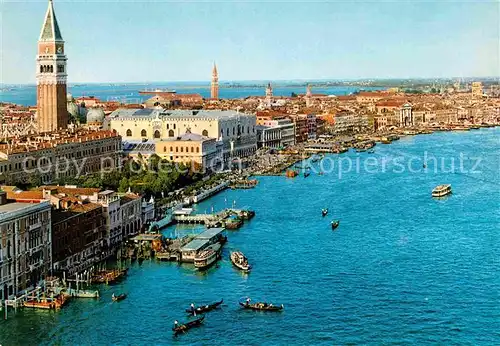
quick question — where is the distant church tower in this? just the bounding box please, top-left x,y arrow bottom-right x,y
211,62 -> 219,99
265,82 -> 273,98
36,0 -> 68,133
265,82 -> 273,108
305,84 -> 312,107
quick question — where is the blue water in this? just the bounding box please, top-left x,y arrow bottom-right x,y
0,129 -> 499,345
0,83 -> 382,106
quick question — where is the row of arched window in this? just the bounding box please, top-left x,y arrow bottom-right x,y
39,64 -> 64,73
125,126 -> 255,138
126,129 -> 209,138
40,65 -> 53,73
220,125 -> 254,137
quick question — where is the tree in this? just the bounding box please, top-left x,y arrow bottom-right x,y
118,177 -> 129,193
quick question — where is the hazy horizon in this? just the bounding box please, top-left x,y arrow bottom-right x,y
2,0 -> 499,84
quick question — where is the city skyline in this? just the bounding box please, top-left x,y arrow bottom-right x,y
1,0 -> 499,84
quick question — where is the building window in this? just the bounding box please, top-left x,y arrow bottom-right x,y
220,129 -> 223,137
181,147 -> 183,152
141,129 -> 147,137
163,146 -> 167,152
202,129 -> 208,137
185,147 -> 189,153
166,124 -> 169,130
176,147 -> 178,152
196,147 -> 199,153
226,128 -> 229,136
170,146 -> 173,152
154,130 -> 161,139
173,124 -> 176,129
126,129 -> 132,136
168,129 -> 174,137
191,147 -> 194,153
233,127 -> 235,135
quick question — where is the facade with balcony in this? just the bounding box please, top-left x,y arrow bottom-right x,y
0,195 -> 52,304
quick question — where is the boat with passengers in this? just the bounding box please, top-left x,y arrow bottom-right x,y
432,184 -> 452,197
194,243 -> 221,270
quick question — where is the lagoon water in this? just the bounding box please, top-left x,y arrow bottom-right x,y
0,83 -> 382,106
0,129 -> 499,345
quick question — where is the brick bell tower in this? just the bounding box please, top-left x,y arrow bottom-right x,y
211,62 -> 219,99
36,0 -> 68,133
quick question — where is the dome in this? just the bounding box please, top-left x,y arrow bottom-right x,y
86,107 -> 105,124
66,93 -> 74,102
67,102 -> 79,118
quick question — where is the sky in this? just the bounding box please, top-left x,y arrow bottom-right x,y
1,0 -> 499,84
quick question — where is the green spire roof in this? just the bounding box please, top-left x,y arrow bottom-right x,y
39,0 -> 63,42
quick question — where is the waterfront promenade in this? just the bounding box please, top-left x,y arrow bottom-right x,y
0,128 -> 498,345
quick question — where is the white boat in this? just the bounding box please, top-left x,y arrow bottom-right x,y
432,184 -> 452,197
230,251 -> 251,272
194,243 -> 221,270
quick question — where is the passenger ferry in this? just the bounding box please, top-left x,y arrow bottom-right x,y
432,184 -> 452,197
194,243 -> 221,270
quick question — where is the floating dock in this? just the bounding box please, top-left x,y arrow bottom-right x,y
180,228 -> 226,263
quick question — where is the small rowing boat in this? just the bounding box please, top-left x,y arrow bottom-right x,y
172,315 -> 205,336
185,299 -> 223,315
331,220 -> 340,230
231,251 -> 251,272
112,293 -> 127,302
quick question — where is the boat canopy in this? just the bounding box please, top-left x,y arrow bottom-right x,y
196,227 -> 225,239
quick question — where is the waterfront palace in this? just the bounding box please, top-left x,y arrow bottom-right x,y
108,108 -> 257,165
0,191 -> 52,303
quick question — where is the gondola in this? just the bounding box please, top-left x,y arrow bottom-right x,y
185,299 -> 223,315
331,220 -> 340,230
172,315 -> 205,335
304,172 -> 310,178
112,293 -> 127,302
321,208 -> 328,217
239,301 -> 284,311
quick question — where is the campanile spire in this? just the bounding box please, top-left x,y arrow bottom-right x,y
36,0 -> 68,133
211,62 -> 219,99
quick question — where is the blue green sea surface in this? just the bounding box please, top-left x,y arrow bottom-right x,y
0,128 -> 499,345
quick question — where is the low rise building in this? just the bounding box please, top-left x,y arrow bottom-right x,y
286,114 -> 308,143
0,193 -> 52,303
0,129 -> 121,185
256,118 -> 296,149
109,108 -> 257,162
120,193 -> 142,238
51,201 -> 106,275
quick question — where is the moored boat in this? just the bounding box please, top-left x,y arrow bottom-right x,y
239,299 -> 283,311
432,184 -> 452,197
239,209 -> 255,220
194,243 -> 221,270
331,220 -> 340,230
231,251 -> 251,272
285,170 -> 298,178
173,315 -> 205,335
186,299 -> 223,315
225,215 -> 243,229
